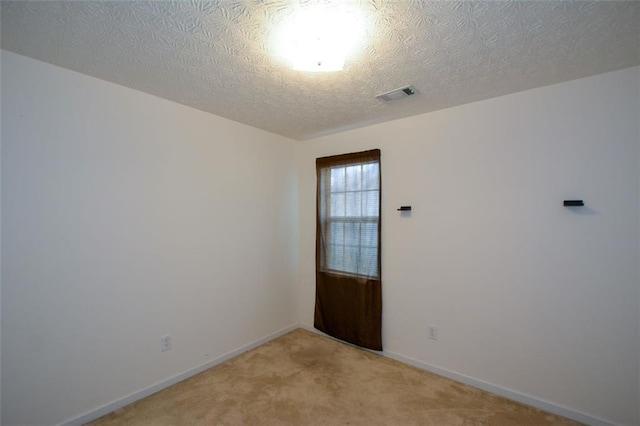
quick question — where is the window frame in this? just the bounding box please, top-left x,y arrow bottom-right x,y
317,154 -> 381,279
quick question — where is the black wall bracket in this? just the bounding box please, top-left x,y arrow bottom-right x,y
563,200 -> 584,207
397,206 -> 412,211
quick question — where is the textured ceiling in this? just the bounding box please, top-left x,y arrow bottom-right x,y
1,1 -> 639,140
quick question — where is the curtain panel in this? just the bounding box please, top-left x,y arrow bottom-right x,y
314,149 -> 382,351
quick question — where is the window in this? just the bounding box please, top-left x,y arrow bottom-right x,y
317,151 -> 380,278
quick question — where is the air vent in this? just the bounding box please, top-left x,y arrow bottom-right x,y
376,85 -> 417,102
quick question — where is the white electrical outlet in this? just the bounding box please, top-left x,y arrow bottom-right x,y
161,334 -> 172,352
427,325 -> 438,341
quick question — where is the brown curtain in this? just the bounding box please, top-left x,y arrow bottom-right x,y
314,149 -> 382,351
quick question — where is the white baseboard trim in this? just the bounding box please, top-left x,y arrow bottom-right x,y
298,324 -> 614,426
61,323 -> 300,426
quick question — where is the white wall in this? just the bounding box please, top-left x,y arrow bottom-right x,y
0,50 -> 297,426
637,81 -> 640,425
296,66 -> 640,425
0,45 -> 3,425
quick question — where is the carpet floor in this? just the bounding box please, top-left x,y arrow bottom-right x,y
89,328 -> 580,425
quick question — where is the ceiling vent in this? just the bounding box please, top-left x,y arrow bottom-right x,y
376,85 -> 416,102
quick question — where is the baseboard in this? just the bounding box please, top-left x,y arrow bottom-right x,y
61,323 -> 300,426
299,324 -> 614,426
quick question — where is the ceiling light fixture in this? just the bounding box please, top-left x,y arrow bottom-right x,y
277,2 -> 365,73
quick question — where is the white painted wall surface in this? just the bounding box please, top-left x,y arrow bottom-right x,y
1,51 -> 297,426
295,66 -> 640,426
0,47 -> 4,424
637,78 -> 640,426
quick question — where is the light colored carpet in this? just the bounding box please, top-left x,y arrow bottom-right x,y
89,329 -> 580,425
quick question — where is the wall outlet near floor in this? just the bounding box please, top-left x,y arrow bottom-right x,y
161,334 -> 172,352
427,325 -> 438,341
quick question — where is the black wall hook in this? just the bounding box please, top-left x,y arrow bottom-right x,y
564,200 -> 584,207
397,206 -> 412,211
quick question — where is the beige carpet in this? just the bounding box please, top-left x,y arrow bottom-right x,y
89,329 -> 580,425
